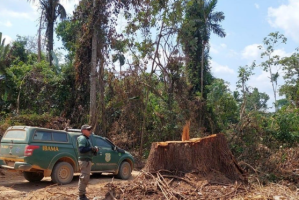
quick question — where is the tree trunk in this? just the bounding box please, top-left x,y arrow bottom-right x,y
144,133 -> 247,182
139,21 -> 165,156
268,62 -> 277,112
48,21 -> 54,66
99,55 -> 106,136
38,11 -> 43,63
201,43 -> 205,98
48,0 -> 55,66
198,42 -> 206,129
89,0 -> 98,129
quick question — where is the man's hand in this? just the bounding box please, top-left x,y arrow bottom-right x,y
91,147 -> 98,153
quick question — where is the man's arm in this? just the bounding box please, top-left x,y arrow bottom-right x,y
79,146 -> 91,153
78,146 -> 98,153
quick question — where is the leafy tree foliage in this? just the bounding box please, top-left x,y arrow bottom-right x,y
246,88 -> 269,111
0,32 -> 10,72
180,0 -> 225,97
274,107 -> 299,143
258,32 -> 287,111
279,49 -> 299,107
56,18 -> 80,62
2,0 -> 299,173
206,79 -> 237,132
28,0 -> 66,66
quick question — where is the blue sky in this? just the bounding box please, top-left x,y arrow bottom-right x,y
210,0 -> 299,109
1,0 -> 299,110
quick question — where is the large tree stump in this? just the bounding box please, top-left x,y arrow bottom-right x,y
144,133 -> 246,182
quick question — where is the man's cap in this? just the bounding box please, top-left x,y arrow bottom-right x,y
81,124 -> 92,131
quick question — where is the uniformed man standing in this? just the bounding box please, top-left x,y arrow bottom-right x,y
77,124 -> 98,200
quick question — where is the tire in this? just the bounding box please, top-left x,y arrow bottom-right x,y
23,171 -> 44,182
51,162 -> 74,184
117,161 -> 131,180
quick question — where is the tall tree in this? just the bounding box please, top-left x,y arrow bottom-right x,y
236,64 -> 254,120
179,0 -> 225,130
279,49 -> 299,107
71,0 -> 141,130
0,32 -> 11,109
199,0 -> 225,98
258,32 -> 287,112
182,0 -> 225,97
28,0 -> 66,66
0,32 -> 10,72
180,0 -> 225,98
90,0 -> 100,131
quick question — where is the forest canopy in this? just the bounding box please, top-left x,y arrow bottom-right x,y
0,0 -> 299,170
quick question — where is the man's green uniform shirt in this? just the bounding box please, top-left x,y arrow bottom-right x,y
77,135 -> 93,161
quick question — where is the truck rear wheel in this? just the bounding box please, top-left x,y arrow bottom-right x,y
23,172 -> 44,182
51,162 -> 74,184
117,161 -> 131,180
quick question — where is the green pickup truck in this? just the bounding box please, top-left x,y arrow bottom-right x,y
0,126 -> 134,184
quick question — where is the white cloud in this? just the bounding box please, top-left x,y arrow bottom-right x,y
220,43 -> 227,48
268,0 -> 299,42
60,0 -> 80,16
210,42 -> 239,58
29,0 -> 40,11
241,44 -> 262,60
250,71 -> 271,89
2,35 -> 13,44
0,0 -> 39,21
273,49 -> 292,58
210,43 -> 228,55
254,3 -> 260,9
0,9 -> 37,21
227,49 -> 238,58
210,45 -> 218,54
210,60 -> 235,75
0,21 -> 12,27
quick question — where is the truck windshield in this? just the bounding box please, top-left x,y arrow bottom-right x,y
3,130 -> 27,140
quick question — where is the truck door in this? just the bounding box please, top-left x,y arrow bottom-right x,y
91,137 -> 118,172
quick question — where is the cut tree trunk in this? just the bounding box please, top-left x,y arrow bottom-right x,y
89,0 -> 98,130
144,133 -> 246,182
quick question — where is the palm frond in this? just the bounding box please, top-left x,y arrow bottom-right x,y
0,32 -> 10,62
205,0 -> 217,14
1,38 -> 5,47
209,23 -> 226,38
57,3 -> 67,20
210,11 -> 225,23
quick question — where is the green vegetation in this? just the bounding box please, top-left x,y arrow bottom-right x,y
1,0 -> 299,184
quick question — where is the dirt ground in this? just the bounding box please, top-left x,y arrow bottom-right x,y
1,169 -> 298,200
0,169 -> 139,200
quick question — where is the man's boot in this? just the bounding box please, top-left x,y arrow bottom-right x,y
78,194 -> 89,200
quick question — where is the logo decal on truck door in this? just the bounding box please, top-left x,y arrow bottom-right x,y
105,153 -> 111,162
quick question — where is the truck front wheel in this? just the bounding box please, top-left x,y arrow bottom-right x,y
23,171 -> 44,182
117,161 -> 131,180
51,162 -> 74,184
